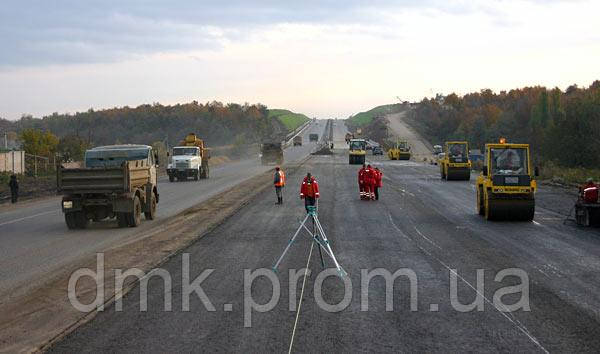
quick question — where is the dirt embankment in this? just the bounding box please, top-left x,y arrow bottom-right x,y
385,110 -> 433,161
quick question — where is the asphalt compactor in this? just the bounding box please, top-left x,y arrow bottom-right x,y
476,139 -> 537,221
440,141 -> 471,180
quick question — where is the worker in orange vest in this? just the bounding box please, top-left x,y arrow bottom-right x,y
300,172 -> 320,212
274,166 -> 286,204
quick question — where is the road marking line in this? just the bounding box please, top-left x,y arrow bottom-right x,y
288,239 -> 315,354
0,210 -> 56,227
387,213 -> 549,354
532,221 -> 542,226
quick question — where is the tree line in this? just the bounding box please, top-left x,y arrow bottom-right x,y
0,101 -> 287,162
406,81 -> 600,168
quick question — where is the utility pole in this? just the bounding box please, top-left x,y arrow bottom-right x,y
4,132 -> 7,149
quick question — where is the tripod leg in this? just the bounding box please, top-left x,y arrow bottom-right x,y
273,213 -> 311,271
313,216 -> 347,276
313,215 -> 325,268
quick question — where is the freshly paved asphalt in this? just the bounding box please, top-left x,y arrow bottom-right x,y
51,123 -> 600,352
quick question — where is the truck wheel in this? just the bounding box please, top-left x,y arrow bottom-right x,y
169,175 -> 174,182
127,196 -> 142,227
144,193 -> 157,220
194,169 -> 199,181
65,212 -> 78,229
117,213 -> 128,227
204,165 -> 210,179
65,211 -> 88,229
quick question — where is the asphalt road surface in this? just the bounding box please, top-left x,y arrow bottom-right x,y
387,110 -> 432,161
51,126 -> 600,352
0,120 -> 326,298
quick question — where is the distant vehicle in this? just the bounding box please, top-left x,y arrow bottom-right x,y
439,141 -> 471,181
261,142 -> 284,165
433,145 -> 443,154
309,134 -> 319,142
293,135 -> 303,146
167,133 -> 210,182
345,133 -> 354,144
57,145 -> 159,229
372,146 -> 384,155
388,140 -> 411,160
349,138 -> 367,164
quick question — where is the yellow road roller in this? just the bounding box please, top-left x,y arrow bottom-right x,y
388,140 -> 411,160
349,138 -> 367,164
439,141 -> 471,180
476,139 -> 537,221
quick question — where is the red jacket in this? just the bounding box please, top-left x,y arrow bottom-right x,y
300,176 -> 320,199
358,167 -> 365,185
375,169 -> 382,187
364,167 -> 375,184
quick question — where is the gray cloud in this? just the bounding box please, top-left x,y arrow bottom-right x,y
0,0 -> 560,67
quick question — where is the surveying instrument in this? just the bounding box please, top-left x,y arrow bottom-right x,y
273,203 -> 347,277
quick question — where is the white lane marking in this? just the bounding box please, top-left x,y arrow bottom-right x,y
414,226 -> 442,250
387,213 -> 549,354
0,210 -> 56,227
288,240 -> 315,354
532,221 -> 542,226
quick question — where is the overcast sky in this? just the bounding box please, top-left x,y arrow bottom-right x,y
0,0 -> 599,120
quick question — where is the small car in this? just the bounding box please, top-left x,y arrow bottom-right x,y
372,146 -> 384,155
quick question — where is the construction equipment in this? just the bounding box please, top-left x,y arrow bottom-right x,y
439,141 -> 471,180
58,145 -> 159,229
348,138 -> 367,164
476,139 -> 537,221
261,142 -> 284,165
388,140 -> 411,160
345,133 -> 354,144
167,133 -> 210,181
293,135 -> 303,146
574,182 -> 600,226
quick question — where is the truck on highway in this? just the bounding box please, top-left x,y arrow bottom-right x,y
476,138 -> 538,221
261,141 -> 284,165
439,141 -> 471,180
57,145 -> 159,229
293,135 -> 303,146
309,133 -> 319,142
167,133 -> 210,182
349,138 -> 367,164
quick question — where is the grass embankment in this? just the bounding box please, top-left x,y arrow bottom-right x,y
347,103 -> 404,127
268,109 -> 310,131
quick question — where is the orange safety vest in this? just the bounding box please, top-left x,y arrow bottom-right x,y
275,170 -> 286,187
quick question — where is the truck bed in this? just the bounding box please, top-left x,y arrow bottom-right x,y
58,159 -> 152,194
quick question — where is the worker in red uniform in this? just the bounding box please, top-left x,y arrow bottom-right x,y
358,164 -> 366,200
364,164 -> 375,200
300,172 -> 320,212
374,167 -> 382,201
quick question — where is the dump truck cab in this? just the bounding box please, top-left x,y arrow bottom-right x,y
476,139 -> 537,221
440,141 -> 471,180
167,133 -> 210,182
348,138 -> 366,164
